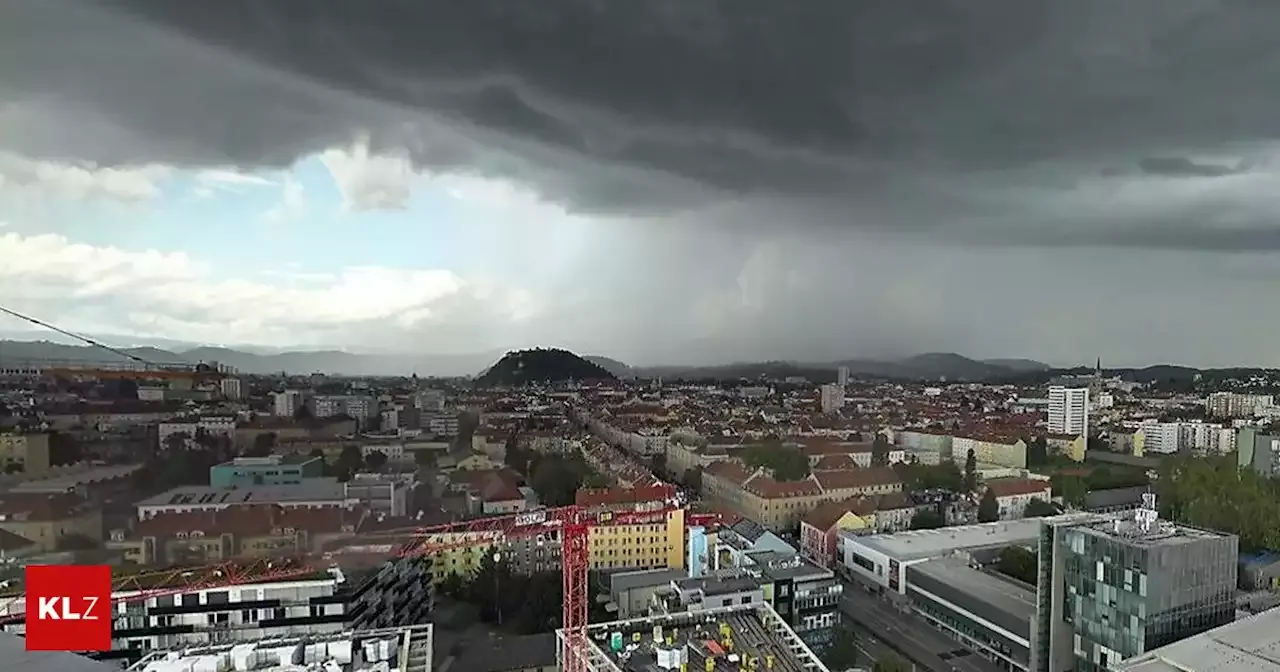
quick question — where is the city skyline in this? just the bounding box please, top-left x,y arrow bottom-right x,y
6,2 -> 1280,367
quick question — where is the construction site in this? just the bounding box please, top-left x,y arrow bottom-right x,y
126,624 -> 434,672
564,604 -> 828,672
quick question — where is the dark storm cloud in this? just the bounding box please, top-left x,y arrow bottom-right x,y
6,0 -> 1280,246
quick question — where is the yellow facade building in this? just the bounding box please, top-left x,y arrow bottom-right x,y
587,508 -> 686,572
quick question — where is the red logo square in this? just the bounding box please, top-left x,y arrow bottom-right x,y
24,565 -> 112,651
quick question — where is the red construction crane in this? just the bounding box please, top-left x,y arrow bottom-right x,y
0,502 -> 716,672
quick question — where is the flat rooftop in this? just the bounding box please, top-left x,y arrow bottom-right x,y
138,481 -> 346,507
747,551 -> 833,582
841,518 -> 1044,562
216,454 -> 319,467
1078,515 -> 1231,548
910,556 -> 1036,625
1115,606 -> 1280,672
574,603 -> 827,672
127,624 -> 432,672
611,568 -> 689,593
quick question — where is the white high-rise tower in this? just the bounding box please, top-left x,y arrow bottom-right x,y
1048,386 -> 1089,437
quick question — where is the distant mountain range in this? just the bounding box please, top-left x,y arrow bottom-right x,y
0,338 -> 1055,380
0,336 -> 1223,383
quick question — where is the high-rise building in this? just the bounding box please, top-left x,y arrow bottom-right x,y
819,383 -> 845,414
1032,497 -> 1237,672
836,366 -> 850,387
272,390 -> 304,417
1048,387 -> 1089,438
1206,392 -> 1274,419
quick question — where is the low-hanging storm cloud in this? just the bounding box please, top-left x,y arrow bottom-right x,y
5,0 -> 1280,367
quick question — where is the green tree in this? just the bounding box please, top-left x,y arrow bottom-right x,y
293,403 -> 313,421
531,454 -> 587,506
334,444 -> 363,481
978,488 -> 999,523
468,548 -> 513,624
964,448 -> 978,492
439,571 -> 466,599
1025,498 -> 1059,517
1158,454 -> 1280,551
873,652 -> 910,672
364,449 -> 389,472
742,440 -> 811,481
504,433 -> 531,474
1054,476 -> 1088,509
47,431 -> 82,466
649,453 -> 668,476
996,546 -> 1038,585
1027,436 -> 1050,466
871,435 -> 891,467
414,448 -> 438,469
910,509 -> 944,530
162,431 -> 190,453
246,432 -> 276,457
682,466 -> 704,493
819,632 -> 860,670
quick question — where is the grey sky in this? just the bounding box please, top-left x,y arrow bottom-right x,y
4,0 -> 1280,367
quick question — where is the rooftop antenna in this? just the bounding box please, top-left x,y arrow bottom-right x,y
1135,492 -> 1159,535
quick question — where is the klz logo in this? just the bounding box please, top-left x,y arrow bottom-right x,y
24,565 -> 112,651
37,596 -> 101,620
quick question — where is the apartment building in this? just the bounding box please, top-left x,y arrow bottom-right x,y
819,384 -> 844,414
158,415 -> 238,450
310,394 -> 379,421
578,485 -> 687,572
273,390 -> 306,417
702,461 -> 902,532
799,493 -> 916,567
1237,427 -> 1280,476
983,478 -> 1052,520
1206,392 -> 1273,419
664,440 -> 731,478
1132,420 -> 1235,456
345,473 -> 416,517
1047,387 -> 1089,438
951,433 -> 1028,469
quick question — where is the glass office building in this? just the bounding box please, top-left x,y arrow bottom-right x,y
1032,500 -> 1237,672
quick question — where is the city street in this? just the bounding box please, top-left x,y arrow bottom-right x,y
839,589 -> 1003,672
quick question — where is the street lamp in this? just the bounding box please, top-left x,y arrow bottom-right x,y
492,551 -> 503,626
